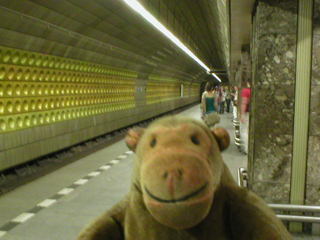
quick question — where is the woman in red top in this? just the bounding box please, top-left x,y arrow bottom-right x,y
240,81 -> 251,154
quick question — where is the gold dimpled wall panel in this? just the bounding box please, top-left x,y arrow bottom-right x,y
190,83 -> 200,97
0,46 -> 137,133
183,86 -> 188,97
146,81 -> 181,104
146,75 -> 193,105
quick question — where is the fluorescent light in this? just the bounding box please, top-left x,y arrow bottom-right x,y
209,71 -> 222,82
123,0 -> 221,82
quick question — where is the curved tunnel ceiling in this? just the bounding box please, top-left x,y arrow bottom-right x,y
0,0 -> 254,84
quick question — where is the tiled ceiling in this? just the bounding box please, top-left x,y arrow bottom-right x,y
0,0 -> 255,84
230,0 -> 256,83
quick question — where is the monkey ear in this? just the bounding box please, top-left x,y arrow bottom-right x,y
211,127 -> 230,151
125,127 -> 145,152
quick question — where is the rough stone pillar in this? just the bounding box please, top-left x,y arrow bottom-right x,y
308,0 -> 320,208
250,0 -> 320,220
248,0 -> 299,203
309,0 -> 320,234
249,0 -> 320,211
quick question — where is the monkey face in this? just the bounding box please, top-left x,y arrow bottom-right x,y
125,116 -> 229,229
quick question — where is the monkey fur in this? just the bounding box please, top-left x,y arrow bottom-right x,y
78,115 -> 292,240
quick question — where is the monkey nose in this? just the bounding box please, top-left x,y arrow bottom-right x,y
163,169 -> 184,179
163,169 -> 183,196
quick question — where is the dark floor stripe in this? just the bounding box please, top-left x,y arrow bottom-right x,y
27,206 -> 44,214
49,194 -> 62,200
67,184 -> 79,189
0,222 -> 19,231
0,151 -> 131,236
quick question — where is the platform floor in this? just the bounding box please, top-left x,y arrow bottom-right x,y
0,105 -> 318,239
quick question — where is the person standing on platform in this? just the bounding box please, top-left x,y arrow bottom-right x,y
219,86 -> 225,114
240,81 -> 251,154
225,87 -> 231,113
214,86 -> 220,112
201,82 -> 218,121
232,86 -> 239,121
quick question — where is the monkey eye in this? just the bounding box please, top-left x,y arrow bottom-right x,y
150,138 -> 157,147
191,135 -> 200,145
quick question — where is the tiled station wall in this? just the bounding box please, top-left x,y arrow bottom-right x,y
0,46 -> 199,171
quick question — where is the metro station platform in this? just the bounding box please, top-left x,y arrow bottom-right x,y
0,104 -> 318,239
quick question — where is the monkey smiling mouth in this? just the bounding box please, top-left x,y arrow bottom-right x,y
145,182 -> 209,203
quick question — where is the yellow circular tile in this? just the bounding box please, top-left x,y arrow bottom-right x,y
28,54 -> 35,65
15,84 -> 21,96
36,55 -> 43,67
16,68 -> 23,80
21,53 -> 28,65
24,69 -> 31,81
0,66 -> 6,80
38,114 -> 44,124
23,100 -> 28,111
31,115 -> 37,125
0,119 -> 6,130
37,99 -> 42,110
43,56 -> 49,67
30,100 -> 36,110
6,84 -> 13,96
0,84 -> 3,96
45,113 -> 50,123
0,101 -> 4,113
51,112 -> 55,122
15,100 -> 21,112
31,69 -> 38,81
25,116 -> 31,126
17,117 -> 23,128
12,51 -> 20,64
3,50 -> 11,63
8,118 -> 14,129
55,59 -> 60,68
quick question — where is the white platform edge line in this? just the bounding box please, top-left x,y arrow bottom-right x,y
0,151 -> 134,236
109,160 -> 119,164
11,213 -> 35,223
57,188 -> 74,195
87,171 -> 101,177
0,231 -> 7,238
37,199 -> 57,208
74,179 -> 89,185
99,165 -> 111,170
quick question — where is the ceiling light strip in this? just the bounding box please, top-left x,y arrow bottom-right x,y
123,0 -> 221,82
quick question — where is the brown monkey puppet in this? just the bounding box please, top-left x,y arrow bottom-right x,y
78,115 -> 292,240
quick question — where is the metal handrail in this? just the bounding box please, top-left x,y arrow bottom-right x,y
237,167 -> 320,224
271,204 -> 320,223
277,215 -> 320,223
269,204 -> 320,213
237,167 -> 247,187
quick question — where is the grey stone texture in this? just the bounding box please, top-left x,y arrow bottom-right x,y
253,86 -> 295,134
258,0 -> 298,34
250,0 -> 320,206
307,0 -> 320,205
249,0 -> 298,203
251,181 -> 291,204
